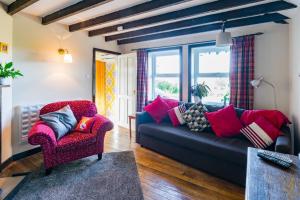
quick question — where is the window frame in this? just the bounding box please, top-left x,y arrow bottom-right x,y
188,43 -> 230,104
147,46 -> 183,101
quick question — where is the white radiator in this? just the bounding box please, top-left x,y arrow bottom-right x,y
16,104 -> 44,143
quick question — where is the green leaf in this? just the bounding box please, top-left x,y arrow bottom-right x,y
5,62 -> 13,69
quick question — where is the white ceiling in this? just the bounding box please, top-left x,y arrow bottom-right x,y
0,0 -> 299,40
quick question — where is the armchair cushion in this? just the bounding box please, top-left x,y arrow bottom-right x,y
40,105 -> 77,140
56,131 -> 97,152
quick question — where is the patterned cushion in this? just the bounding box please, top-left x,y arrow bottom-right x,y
240,117 -> 281,149
75,116 -> 96,133
168,104 -> 186,127
182,102 -> 210,132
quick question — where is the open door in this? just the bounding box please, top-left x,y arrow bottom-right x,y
116,53 -> 137,128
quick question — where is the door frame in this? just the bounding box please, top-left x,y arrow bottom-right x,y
92,48 -> 121,102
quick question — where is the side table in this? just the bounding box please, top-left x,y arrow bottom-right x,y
128,114 -> 136,139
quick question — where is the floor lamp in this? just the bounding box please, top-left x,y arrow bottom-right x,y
250,76 -> 277,109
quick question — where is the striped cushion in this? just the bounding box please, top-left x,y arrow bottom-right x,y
168,104 -> 186,127
240,117 -> 281,149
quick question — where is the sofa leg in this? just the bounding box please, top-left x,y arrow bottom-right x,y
98,154 -> 102,160
45,168 -> 52,176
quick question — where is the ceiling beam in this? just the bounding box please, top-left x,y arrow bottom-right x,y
42,0 -> 112,25
105,1 -> 296,41
117,13 -> 289,45
88,0 -> 264,36
7,0 -> 39,15
69,0 -> 185,32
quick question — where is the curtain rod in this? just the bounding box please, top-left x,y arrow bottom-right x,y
131,32 -> 263,51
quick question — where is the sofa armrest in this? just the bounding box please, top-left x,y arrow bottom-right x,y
275,125 -> 291,154
92,114 -> 114,141
136,111 -> 154,143
28,121 -> 57,153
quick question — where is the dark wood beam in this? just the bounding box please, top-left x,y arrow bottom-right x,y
88,0 -> 264,36
69,0 -> 185,32
42,0 -> 112,25
105,1 -> 296,41
7,0 -> 39,15
117,13 -> 289,45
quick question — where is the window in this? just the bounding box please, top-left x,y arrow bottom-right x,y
190,45 -> 230,105
148,48 -> 182,100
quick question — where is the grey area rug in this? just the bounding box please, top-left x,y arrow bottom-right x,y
12,151 -> 144,200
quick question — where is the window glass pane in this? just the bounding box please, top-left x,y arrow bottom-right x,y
196,77 -> 230,106
155,77 -> 179,99
156,54 -> 180,74
191,46 -> 230,105
198,51 -> 230,74
148,49 -> 181,100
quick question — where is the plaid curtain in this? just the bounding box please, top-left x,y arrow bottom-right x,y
230,35 -> 255,109
136,49 -> 148,112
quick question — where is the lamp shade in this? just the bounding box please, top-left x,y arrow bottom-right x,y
216,31 -> 233,47
250,77 -> 264,88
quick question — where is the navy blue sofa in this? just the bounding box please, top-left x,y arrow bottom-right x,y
135,105 -> 291,186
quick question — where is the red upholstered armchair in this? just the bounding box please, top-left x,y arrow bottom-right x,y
28,100 -> 113,175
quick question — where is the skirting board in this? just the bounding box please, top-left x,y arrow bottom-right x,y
0,147 -> 41,172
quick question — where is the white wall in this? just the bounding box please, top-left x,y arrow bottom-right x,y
120,24 -> 290,115
0,4 -> 13,162
289,7 -> 300,154
11,13 -> 121,154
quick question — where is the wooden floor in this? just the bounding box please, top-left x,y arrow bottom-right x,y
0,127 -> 245,200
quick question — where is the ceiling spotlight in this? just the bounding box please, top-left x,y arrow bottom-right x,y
117,26 -> 123,31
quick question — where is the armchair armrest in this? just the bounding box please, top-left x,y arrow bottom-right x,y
136,111 -> 154,143
275,125 -> 291,154
28,121 -> 57,153
92,114 -> 114,137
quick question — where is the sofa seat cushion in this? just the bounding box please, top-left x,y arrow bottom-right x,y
56,131 -> 96,152
139,123 -> 253,166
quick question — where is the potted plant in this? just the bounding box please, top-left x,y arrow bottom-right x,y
0,62 -> 23,85
191,82 -> 210,103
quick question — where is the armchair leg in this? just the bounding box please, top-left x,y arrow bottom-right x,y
98,154 -> 102,160
45,168 -> 52,176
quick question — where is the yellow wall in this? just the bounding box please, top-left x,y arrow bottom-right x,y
95,60 -> 106,115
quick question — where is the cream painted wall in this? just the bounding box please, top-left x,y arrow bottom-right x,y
120,24 -> 290,116
0,4 -> 12,62
289,7 -> 300,154
11,13 -> 121,154
0,4 -> 13,162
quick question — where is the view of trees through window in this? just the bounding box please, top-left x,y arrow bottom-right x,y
147,46 -> 230,104
191,46 -> 230,105
148,49 -> 181,100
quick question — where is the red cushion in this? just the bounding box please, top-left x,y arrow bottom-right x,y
241,110 -> 290,129
75,116 -> 95,133
205,105 -> 243,137
162,98 -> 179,108
240,117 -> 281,149
168,104 -> 186,127
144,96 -> 170,123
